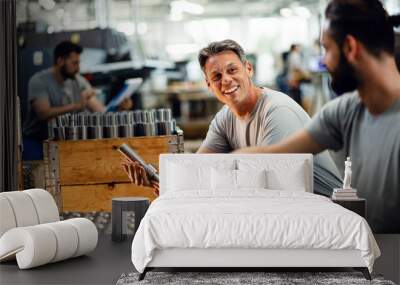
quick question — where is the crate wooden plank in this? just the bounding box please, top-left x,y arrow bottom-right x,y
61,183 -> 156,212
58,136 -> 172,186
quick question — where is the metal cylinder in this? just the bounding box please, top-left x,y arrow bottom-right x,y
149,109 -> 157,122
148,111 -> 155,123
133,110 -> 142,123
77,126 -> 87,140
164,108 -> 172,122
140,111 -> 148,123
157,108 -> 172,122
90,113 -> 102,127
53,127 -> 66,140
56,116 -> 63,127
133,122 -> 146,136
109,113 -> 117,126
63,114 -> 71,127
117,112 -> 127,125
118,125 -> 134,137
145,123 -> 156,136
171,119 -> 176,133
103,126 -> 119,138
101,113 -> 109,126
70,114 -> 78,127
65,126 -> 79,140
77,113 -> 88,126
140,110 -> 155,123
155,121 -> 168,135
128,111 -> 135,124
156,109 -> 164,122
87,126 -> 103,139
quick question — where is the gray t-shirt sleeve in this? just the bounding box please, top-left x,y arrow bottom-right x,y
28,75 -> 49,103
306,98 -> 345,151
261,105 -> 308,145
306,92 -> 361,151
200,110 -> 232,153
76,74 -> 92,92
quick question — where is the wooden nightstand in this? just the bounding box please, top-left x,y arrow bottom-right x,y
332,198 -> 366,218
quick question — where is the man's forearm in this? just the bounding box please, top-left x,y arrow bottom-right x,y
87,97 -> 106,112
233,144 -> 290,154
196,146 -> 215,154
38,103 -> 80,121
233,130 -> 325,155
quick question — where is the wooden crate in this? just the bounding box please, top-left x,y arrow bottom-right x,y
43,135 -> 184,212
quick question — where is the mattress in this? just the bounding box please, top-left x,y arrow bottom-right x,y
131,190 -> 380,273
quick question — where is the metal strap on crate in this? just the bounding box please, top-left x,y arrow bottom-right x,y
43,141 -> 62,211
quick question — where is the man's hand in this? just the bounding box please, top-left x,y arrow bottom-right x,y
118,97 -> 133,111
122,159 -> 159,196
149,181 -> 160,196
76,89 -> 96,110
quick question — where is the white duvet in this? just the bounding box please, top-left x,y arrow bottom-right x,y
131,190 -> 380,273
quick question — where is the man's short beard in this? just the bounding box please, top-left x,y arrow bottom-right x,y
60,65 -> 76,80
329,52 -> 360,95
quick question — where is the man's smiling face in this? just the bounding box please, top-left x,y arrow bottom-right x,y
204,50 -> 254,110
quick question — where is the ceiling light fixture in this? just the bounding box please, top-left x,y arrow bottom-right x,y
170,0 -> 204,15
293,6 -> 311,18
280,7 -> 293,17
38,0 -> 55,10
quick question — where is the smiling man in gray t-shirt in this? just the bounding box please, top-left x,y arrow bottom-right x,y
123,40 -> 342,198
196,40 -> 342,196
201,87 -> 342,196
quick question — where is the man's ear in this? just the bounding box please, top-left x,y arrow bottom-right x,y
245,61 -> 254,78
342,35 -> 359,64
56,57 -> 65,66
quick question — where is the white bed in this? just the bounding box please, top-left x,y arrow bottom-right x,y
131,154 -> 380,280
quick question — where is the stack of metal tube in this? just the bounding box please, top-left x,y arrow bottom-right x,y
49,108 -> 176,141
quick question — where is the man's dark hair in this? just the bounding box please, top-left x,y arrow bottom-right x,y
198,39 -> 246,71
290,44 -> 299,52
325,0 -> 400,57
53,41 -> 83,64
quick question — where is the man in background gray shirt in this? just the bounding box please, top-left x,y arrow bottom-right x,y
23,41 -> 132,160
236,0 -> 400,233
23,41 -> 105,142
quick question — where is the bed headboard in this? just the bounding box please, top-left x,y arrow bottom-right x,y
159,153 -> 313,195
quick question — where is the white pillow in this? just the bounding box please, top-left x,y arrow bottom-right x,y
266,164 -> 307,191
167,163 -> 210,191
166,160 -> 235,192
237,159 -> 309,192
211,169 -> 267,190
237,169 -> 267,189
211,168 -> 236,190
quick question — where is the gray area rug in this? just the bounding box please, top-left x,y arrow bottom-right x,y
116,271 -> 396,285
